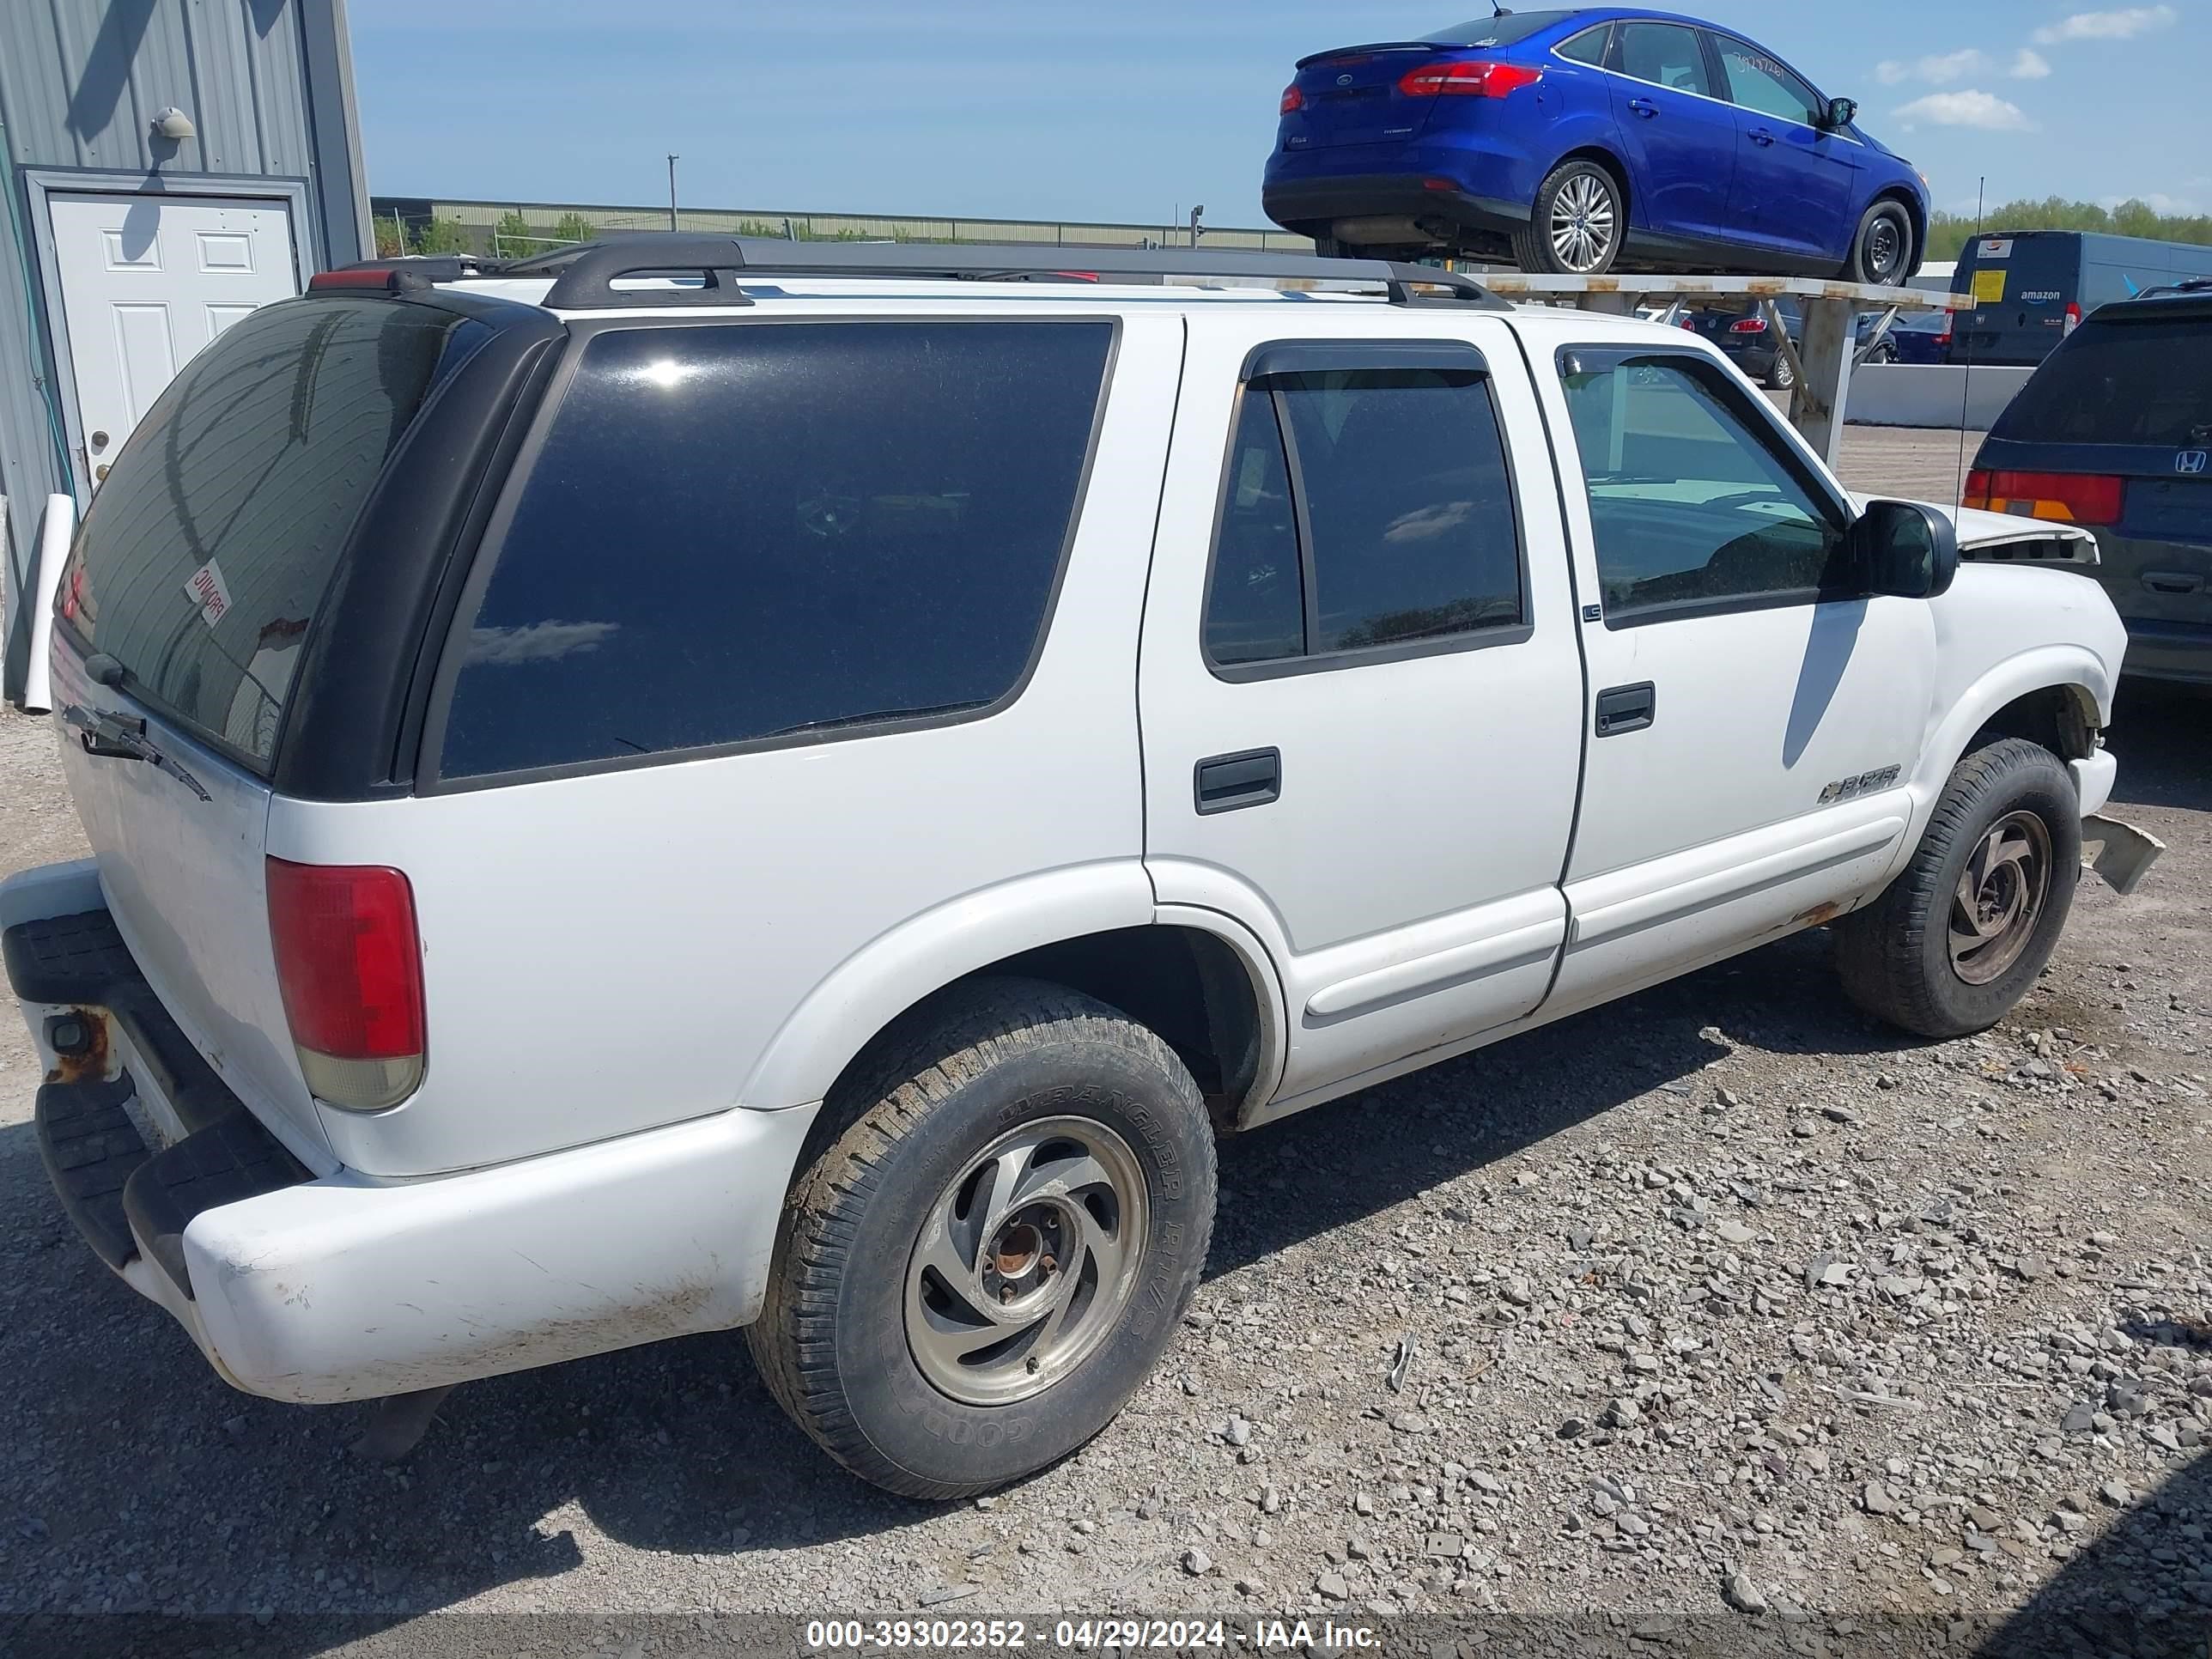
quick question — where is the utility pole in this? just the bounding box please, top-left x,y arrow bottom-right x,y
666,154 -> 680,232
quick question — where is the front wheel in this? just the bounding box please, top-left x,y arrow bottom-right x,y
747,978 -> 1216,1498
1835,739 -> 2081,1038
1514,160 -> 1624,275
1845,199 -> 1913,286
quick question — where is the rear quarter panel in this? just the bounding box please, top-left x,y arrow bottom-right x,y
272,309 -> 1186,1179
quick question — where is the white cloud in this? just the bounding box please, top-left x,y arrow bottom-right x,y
1876,46 -> 2053,84
2032,5 -> 2179,43
1893,89 -> 2037,130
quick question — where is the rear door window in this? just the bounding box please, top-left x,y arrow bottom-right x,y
1203,353 -> 1526,672
1555,24 -> 1612,66
435,320 -> 1113,781
1989,314 -> 2212,446
55,297 -> 487,769
1612,22 -> 1713,95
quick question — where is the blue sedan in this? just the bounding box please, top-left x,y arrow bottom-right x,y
1262,7 -> 1929,283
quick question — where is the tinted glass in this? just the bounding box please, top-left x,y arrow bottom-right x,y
1422,10 -> 1570,46
1555,24 -> 1611,65
1206,390 -> 1304,666
1989,315 -> 2212,446
1204,366 -> 1523,665
56,298 -> 483,769
1715,37 -> 1820,123
1558,350 -> 1848,619
441,321 -> 1110,778
1615,22 -> 1712,95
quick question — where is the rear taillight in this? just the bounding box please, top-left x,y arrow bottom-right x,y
266,858 -> 426,1111
2063,301 -> 2081,333
1729,316 -> 1769,334
1937,316 -> 1954,347
1397,58 -> 1541,97
1962,468 -> 2124,524
1280,83 -> 1304,113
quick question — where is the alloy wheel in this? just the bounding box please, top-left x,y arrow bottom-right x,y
1948,811 -> 2051,985
1548,173 -> 1617,273
903,1116 -> 1150,1406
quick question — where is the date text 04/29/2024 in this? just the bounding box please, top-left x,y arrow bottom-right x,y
800,1618 -> 1382,1650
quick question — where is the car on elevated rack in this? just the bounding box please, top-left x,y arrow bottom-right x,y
1262,7 -> 1929,283
3,236 -> 2155,1501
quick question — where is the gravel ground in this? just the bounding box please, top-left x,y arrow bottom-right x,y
1,426 -> 2205,1655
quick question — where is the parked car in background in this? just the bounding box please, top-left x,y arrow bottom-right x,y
1674,298 -> 1900,389
1863,307 -> 1952,365
1948,230 -> 2212,367
1262,8 -> 1929,283
1968,284 -> 2212,682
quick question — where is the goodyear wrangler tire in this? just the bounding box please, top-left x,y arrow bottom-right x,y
746,976 -> 1216,1498
1835,738 -> 2080,1039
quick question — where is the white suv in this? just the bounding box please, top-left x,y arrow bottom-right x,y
3,239 -> 2157,1497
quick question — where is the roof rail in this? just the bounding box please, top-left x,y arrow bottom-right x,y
2135,276 -> 2212,301
498,234 -> 1505,312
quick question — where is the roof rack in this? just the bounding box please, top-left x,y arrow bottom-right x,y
2135,276 -> 2212,301
476,234 -> 1507,312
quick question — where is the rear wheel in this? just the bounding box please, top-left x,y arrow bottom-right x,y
1765,349 -> 1797,392
1514,160 -> 1623,275
1835,739 -> 2080,1038
747,978 -> 1216,1498
1845,199 -> 1913,286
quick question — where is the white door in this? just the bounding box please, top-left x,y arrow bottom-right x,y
49,192 -> 298,489
1534,341 -> 1936,1012
1139,314 -> 1586,1115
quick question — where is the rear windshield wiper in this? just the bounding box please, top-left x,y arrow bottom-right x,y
59,704 -> 212,802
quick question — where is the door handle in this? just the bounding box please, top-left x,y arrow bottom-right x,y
1748,126 -> 1776,146
1194,747 -> 1281,814
1594,682 -> 1656,737
1627,98 -> 1658,118
2142,570 -> 2203,595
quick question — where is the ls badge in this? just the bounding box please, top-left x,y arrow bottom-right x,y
1820,764 -> 1901,805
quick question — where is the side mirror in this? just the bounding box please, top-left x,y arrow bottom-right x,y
1823,95 -> 1858,129
1853,498 -> 1958,599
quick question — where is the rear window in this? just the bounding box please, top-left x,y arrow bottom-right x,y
1990,313 -> 2212,446
1422,9 -> 1569,46
435,320 -> 1112,781
57,298 -> 485,769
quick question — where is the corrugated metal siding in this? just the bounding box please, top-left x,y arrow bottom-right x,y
0,0 -> 314,177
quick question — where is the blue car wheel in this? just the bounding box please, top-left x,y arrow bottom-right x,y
1515,159 -> 1624,276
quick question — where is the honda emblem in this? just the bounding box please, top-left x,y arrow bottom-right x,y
2179,450 -> 2209,475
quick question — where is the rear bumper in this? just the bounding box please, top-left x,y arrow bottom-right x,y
3,860 -> 817,1404
1261,169 -> 1527,241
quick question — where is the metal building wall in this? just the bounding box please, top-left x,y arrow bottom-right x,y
2,0 -> 370,698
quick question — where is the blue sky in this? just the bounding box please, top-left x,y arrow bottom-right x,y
350,2 -> 2206,228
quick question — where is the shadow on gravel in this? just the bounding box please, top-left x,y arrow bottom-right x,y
1207,923 -> 1924,1279
2106,682 -> 2211,814
1976,1446 -> 2212,1658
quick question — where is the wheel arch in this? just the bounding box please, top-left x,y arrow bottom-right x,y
742,868 -> 1286,1134
1862,186 -> 1925,276
1914,653 -> 2108,815
1552,145 -> 1635,226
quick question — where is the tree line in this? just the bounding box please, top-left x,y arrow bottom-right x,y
1925,196 -> 2211,262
